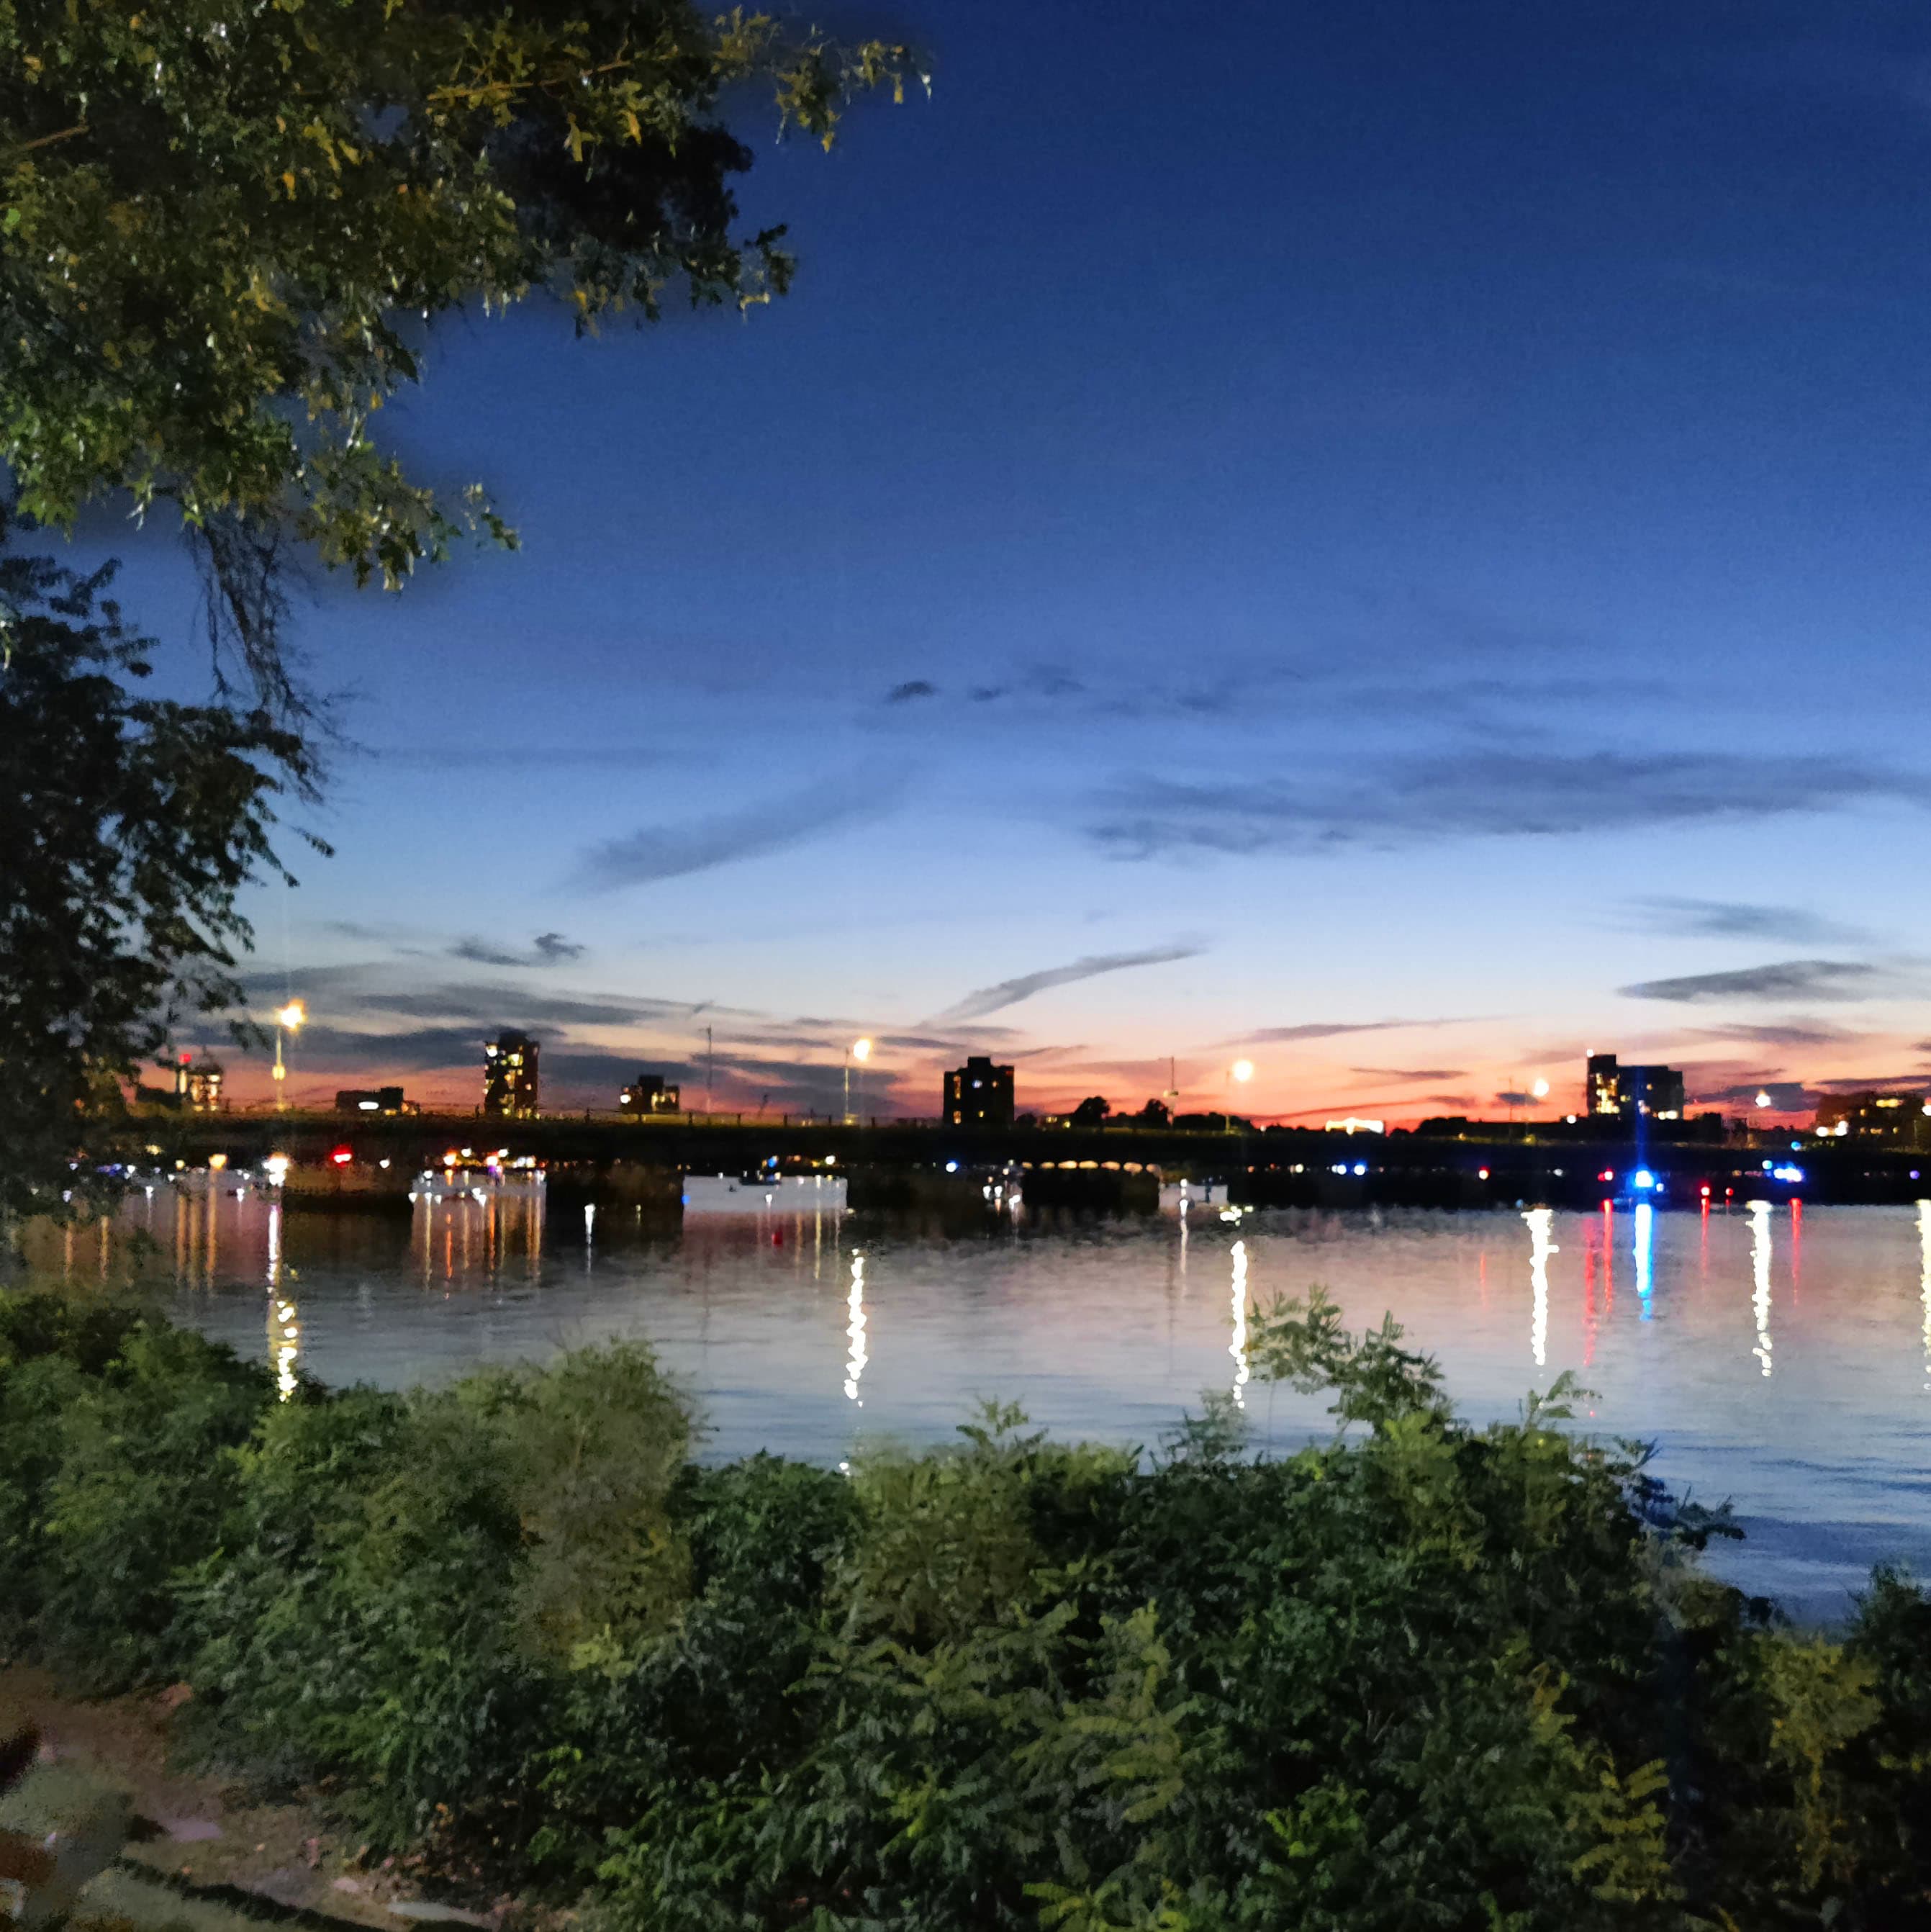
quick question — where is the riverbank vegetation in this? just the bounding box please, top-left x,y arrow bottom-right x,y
1,1286 -> 1927,1931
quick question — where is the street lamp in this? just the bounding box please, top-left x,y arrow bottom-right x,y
1226,1057 -> 1254,1132
272,1001 -> 304,1113
844,1037 -> 872,1126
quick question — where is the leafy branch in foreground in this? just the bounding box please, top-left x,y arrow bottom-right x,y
0,1 -> 919,708
0,518 -> 314,1221
1243,1281 -> 1453,1428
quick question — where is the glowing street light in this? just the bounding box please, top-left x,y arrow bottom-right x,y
844,1037 -> 873,1125
1226,1057 -> 1254,1132
272,1001 -> 305,1112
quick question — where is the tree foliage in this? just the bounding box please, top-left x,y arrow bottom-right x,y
0,0 -> 915,706
0,520 -> 306,1219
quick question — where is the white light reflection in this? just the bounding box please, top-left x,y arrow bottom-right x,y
1747,1200 -> 1773,1377
1523,1208 -> 1555,1367
1917,1201 -> 1931,1391
266,1201 -> 299,1401
1634,1201 -> 1653,1322
843,1252 -> 868,1403
1229,1238 -> 1249,1407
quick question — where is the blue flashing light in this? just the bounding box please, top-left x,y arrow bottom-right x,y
1352,1161 -> 1367,1176
1632,1168 -> 1657,1191
945,1160 -> 959,1173
1772,1164 -> 1805,1184
1791,1139 -> 1803,1151
1761,1159 -> 1773,1170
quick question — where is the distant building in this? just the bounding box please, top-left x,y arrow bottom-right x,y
174,1052 -> 225,1112
483,1033 -> 540,1117
1814,1091 -> 1930,1142
620,1073 -> 682,1115
944,1056 -> 1015,1129
1586,1054 -> 1685,1121
335,1086 -> 415,1116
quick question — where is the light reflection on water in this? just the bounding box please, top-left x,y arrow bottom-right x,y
48,1186 -> 1931,1619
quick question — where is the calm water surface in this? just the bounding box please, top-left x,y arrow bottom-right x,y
101,1185 -> 1931,1620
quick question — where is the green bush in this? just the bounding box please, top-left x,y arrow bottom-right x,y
0,1293 -> 272,1689
181,1342 -> 692,1843
2,1284 -> 1928,1930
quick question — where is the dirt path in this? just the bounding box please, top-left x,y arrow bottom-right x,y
0,1671 -> 527,1932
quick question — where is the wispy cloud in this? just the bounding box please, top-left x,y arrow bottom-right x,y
1235,1018 -> 1480,1046
367,746 -> 692,771
1693,1079 -> 1814,1110
449,931 -> 587,968
1091,752 -> 1931,858
929,945 -> 1203,1024
571,777 -> 895,892
1809,1073 -> 1931,1093
1619,960 -> 1889,1004
1627,897 -> 1871,946
1351,1066 -> 1465,1083
284,1024 -> 499,1073
1688,1020 -> 1868,1048
885,680 -> 936,704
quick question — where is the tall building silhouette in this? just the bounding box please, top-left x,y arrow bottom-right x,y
944,1056 -> 1014,1129
484,1033 -> 540,1116
1586,1054 -> 1684,1121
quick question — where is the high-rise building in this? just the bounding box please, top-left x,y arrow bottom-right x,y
175,1053 -> 225,1112
483,1032 -> 540,1117
1586,1054 -> 1685,1121
1814,1091 -> 1930,1142
944,1056 -> 1015,1129
620,1073 -> 682,1115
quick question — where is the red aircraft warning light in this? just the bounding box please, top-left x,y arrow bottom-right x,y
329,1146 -> 353,1167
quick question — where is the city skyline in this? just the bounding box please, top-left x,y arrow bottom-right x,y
127,0 -> 1931,1122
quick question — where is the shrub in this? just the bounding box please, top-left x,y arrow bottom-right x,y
182,1342 -> 692,1843
4,1284 -> 1929,1930
0,1293 -> 271,1689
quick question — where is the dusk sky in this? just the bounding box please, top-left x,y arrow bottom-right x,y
148,0 -> 1931,1121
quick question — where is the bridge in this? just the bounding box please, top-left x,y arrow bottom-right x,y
125,1109 -> 1931,1209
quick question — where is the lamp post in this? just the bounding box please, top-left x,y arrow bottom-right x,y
1226,1058 -> 1254,1132
1753,1090 -> 1772,1142
1529,1076 -> 1549,1135
844,1037 -> 872,1126
272,1001 -> 304,1113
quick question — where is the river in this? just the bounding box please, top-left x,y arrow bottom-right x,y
59,1181 -> 1931,1621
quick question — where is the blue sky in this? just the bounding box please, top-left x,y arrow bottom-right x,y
137,0 -> 1931,1120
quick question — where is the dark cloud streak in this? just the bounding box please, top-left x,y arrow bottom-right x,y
448,931 -> 587,968
929,945 -> 1202,1024
1619,960 -> 1886,1003
1092,753 -> 1931,858
571,777 -> 895,892
1629,897 -> 1870,945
